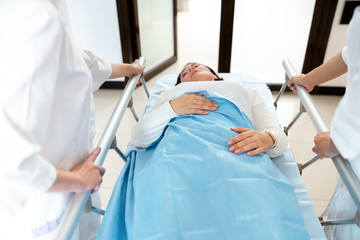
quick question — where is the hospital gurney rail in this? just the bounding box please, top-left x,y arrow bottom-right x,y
56,56 -> 146,240
280,59 -> 360,226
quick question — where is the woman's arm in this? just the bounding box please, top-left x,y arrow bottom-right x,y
227,87 -> 287,158
131,89 -> 178,148
131,89 -> 219,148
227,126 -> 275,156
249,87 -> 288,157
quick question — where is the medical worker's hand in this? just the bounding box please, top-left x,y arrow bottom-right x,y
169,93 -> 219,116
110,59 -> 144,82
227,127 -> 274,156
49,148 -> 105,193
129,59 -> 144,77
129,59 -> 145,85
71,148 -> 106,193
288,74 -> 314,94
312,131 -> 339,159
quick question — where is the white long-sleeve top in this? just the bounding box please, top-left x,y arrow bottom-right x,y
132,80 -> 288,158
0,0 -> 111,239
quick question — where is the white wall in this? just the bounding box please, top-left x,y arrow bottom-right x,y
137,0 -> 175,72
65,0 -> 124,81
322,0 -> 349,87
230,0 -> 315,84
176,0 -> 221,71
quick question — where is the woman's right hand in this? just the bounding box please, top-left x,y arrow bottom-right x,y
169,93 -> 219,116
288,74 -> 314,94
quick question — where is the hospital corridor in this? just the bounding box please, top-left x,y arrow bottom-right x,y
1,0 -> 360,239
95,0 -> 351,238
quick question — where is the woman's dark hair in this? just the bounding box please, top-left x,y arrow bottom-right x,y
175,63 -> 223,85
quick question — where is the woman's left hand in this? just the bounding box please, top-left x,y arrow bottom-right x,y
227,127 -> 274,156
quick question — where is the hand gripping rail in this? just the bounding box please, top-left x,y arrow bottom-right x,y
282,59 -> 360,226
56,56 -> 146,240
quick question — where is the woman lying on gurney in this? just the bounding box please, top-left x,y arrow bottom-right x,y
132,63 -> 287,157
98,63 -> 310,240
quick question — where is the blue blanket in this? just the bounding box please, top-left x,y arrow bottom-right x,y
97,94 -> 310,240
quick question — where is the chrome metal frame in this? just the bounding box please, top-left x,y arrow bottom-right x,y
279,59 -> 360,227
56,57 -> 146,240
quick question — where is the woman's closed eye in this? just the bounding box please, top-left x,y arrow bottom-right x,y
181,64 -> 201,78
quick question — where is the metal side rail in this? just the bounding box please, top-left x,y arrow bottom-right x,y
273,74 -> 290,109
56,56 -> 146,240
283,58 -> 360,226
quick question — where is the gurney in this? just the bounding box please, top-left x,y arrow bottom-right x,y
55,57 -> 360,239
98,74 -> 323,239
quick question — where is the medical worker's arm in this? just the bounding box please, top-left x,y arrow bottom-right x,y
0,10 -> 61,217
49,148 -> 105,193
82,50 -> 144,91
330,15 -> 360,161
0,10 -> 104,217
288,51 -> 347,94
81,50 -> 112,91
228,88 -> 287,158
81,50 -> 144,91
109,60 -> 144,79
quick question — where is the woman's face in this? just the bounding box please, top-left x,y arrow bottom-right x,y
179,63 -> 217,83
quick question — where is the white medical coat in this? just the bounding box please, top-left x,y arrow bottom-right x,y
0,0 -> 111,239
324,7 -> 360,240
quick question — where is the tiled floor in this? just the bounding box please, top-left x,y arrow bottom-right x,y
94,0 -> 343,223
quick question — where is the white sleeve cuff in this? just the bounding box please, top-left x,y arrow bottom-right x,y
265,130 -> 288,158
82,50 -> 112,91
